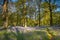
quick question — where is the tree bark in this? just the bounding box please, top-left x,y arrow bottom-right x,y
38,0 -> 41,26
48,0 -> 53,26
2,0 -> 8,28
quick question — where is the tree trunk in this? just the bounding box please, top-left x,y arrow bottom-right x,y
2,0 -> 8,28
22,0 -> 27,27
38,0 -> 41,27
48,0 -> 53,26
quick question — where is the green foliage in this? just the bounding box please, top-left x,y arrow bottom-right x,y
0,0 -> 59,27
0,28 -> 60,40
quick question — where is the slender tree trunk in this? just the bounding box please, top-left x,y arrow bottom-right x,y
38,0 -> 41,26
48,0 -> 53,26
23,0 -> 27,27
2,0 -> 8,28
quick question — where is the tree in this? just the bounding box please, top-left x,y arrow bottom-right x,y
38,0 -> 41,26
37,0 -> 56,26
48,0 -> 53,26
2,0 -> 8,28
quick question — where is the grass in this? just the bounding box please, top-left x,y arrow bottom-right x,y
0,28 -> 60,40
